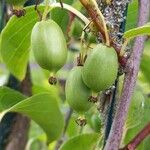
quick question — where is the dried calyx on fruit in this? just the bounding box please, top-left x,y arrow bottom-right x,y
6,0 -> 27,17
31,20 -> 67,85
82,44 -> 118,92
76,116 -> 87,126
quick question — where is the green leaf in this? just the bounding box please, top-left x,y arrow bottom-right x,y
60,133 -> 99,150
141,98 -> 150,150
8,93 -> 64,143
140,40 -> 150,87
124,23 -> 150,39
0,6 -> 44,80
143,98 -> 150,124
123,98 -> 150,150
141,54 -> 150,84
125,0 -> 138,30
0,86 -> 25,112
51,0 -> 74,33
143,136 -> 150,150
67,116 -> 78,137
126,90 -> 145,129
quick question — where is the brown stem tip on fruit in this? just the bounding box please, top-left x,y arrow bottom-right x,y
59,0 -> 64,8
75,117 -> 87,126
88,96 -> 98,103
48,76 -> 57,85
12,9 -> 26,17
77,54 -> 84,66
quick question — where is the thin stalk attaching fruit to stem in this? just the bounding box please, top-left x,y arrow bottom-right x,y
41,2 -> 90,40
42,0 -> 50,20
50,3 -> 90,25
59,0 -> 63,8
80,31 -> 86,65
120,39 -> 129,57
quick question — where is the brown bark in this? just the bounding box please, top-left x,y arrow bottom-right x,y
5,66 -> 32,150
120,122 -> 150,150
5,115 -> 30,150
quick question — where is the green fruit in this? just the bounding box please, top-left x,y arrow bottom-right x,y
65,66 -> 93,113
82,44 -> 118,92
31,20 -> 67,73
91,114 -> 101,133
6,0 -> 27,6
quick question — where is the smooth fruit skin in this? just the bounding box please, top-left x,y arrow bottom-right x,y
6,0 -> 27,6
65,66 -> 92,113
82,44 -> 118,92
31,20 -> 67,72
91,114 -> 101,133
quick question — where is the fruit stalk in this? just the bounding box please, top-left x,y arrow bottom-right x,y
42,0 -> 50,20
104,0 -> 150,149
35,2 -> 90,25
50,3 -> 90,25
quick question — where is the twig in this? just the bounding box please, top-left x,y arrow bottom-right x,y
51,3 -> 89,25
104,0 -> 150,149
42,0 -> 49,21
79,0 -> 106,42
35,0 -> 42,21
120,122 -> 150,150
59,0 -> 64,8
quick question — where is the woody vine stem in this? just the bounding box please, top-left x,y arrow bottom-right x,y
104,0 -> 150,149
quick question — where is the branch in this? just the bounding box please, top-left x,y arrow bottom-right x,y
50,3 -> 89,25
79,0 -> 106,42
120,122 -> 150,150
104,0 -> 150,149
